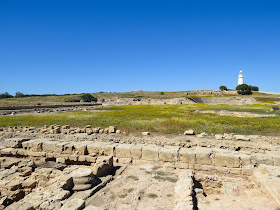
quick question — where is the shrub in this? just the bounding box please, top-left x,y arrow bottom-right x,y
219,86 -> 228,91
272,106 -> 279,111
0,92 -> 13,99
81,94 -> 97,102
236,84 -> 252,95
160,92 -> 165,95
252,86 -> 259,91
15,92 -> 25,98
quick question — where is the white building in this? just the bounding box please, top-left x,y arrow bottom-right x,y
238,70 -> 244,85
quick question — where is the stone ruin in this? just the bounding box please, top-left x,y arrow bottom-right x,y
0,124 -> 279,209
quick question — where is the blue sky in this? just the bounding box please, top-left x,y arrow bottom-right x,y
1,0 -> 280,94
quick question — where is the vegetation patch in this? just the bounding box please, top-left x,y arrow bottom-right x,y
147,193 -> 158,198
128,175 -> 139,180
1,104 -> 280,135
153,175 -> 178,183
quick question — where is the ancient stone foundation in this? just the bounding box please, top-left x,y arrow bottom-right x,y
0,137 -> 280,209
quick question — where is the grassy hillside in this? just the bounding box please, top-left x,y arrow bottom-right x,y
1,104 -> 280,135
1,91 -> 280,107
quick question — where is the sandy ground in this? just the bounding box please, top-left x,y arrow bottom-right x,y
86,163 -> 278,210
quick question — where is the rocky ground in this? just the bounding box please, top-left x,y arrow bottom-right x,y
0,127 -> 279,209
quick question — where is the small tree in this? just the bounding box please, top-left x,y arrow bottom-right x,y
81,94 -> 97,102
236,84 -> 252,95
15,91 -> 25,98
0,92 -> 13,99
219,86 -> 228,91
252,86 -> 259,91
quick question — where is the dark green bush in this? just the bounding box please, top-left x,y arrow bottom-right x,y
272,106 -> 280,111
15,92 -> 25,98
0,92 -> 13,99
252,86 -> 259,91
81,94 -> 97,102
219,86 -> 228,91
236,84 -> 252,95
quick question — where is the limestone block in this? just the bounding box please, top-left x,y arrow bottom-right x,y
24,151 -> 46,157
216,166 -> 229,174
159,146 -> 180,162
73,183 -> 93,191
118,158 -> 132,164
74,142 -> 91,155
238,152 -> 251,166
130,144 -> 143,159
0,148 -> 14,155
72,168 -> 93,178
195,147 -> 213,165
178,148 -> 196,164
108,126 -> 116,133
78,155 -> 86,162
22,178 -> 37,189
22,139 -> 49,152
234,135 -> 250,141
93,156 -> 114,177
96,156 -> 113,167
87,142 -> 116,156
184,130 -> 195,135
5,138 -> 30,148
92,127 -> 100,133
85,156 -> 96,163
141,145 -> 160,161
251,153 -> 274,166
241,166 -> 253,176
56,158 -> 66,163
42,141 -> 68,153
174,162 -> 189,169
196,164 -> 216,172
115,144 -> 134,158
215,134 -> 224,140
229,168 -> 241,175
265,151 -> 280,166
69,155 -> 79,161
214,150 -> 240,168
60,198 -> 85,210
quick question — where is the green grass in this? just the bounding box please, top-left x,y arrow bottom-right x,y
153,175 -> 178,183
1,104 -> 280,135
128,175 -> 139,180
147,193 -> 158,198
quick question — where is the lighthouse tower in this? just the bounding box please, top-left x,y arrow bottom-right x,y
238,70 -> 244,85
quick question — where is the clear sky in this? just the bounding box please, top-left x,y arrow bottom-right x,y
1,0 -> 280,94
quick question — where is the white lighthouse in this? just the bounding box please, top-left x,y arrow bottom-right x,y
238,70 -> 244,85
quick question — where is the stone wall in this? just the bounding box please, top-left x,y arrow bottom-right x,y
1,138 -> 279,176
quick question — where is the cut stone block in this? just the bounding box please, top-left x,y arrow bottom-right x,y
22,139 -> 50,152
5,138 -> 30,148
87,142 -> 116,156
141,145 -> 160,161
159,146 -> 180,162
195,147 -> 213,165
60,198 -> 85,210
214,150 -> 240,168
178,148 -> 196,164
251,153 -> 274,166
130,144 -> 143,159
43,141 -> 69,153
115,144 -> 134,158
